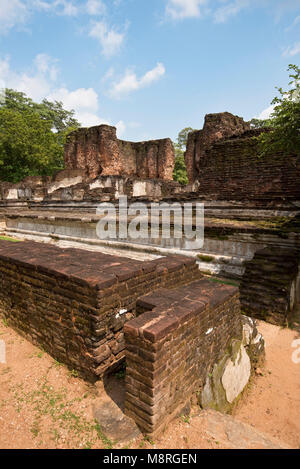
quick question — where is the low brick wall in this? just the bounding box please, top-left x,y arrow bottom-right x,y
0,240 -> 201,380
124,279 -> 242,436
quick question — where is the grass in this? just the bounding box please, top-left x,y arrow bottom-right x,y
181,414 -> 190,424
10,376 -> 115,449
114,363 -> 126,380
0,235 -> 21,242
139,435 -> 155,448
209,277 -> 239,287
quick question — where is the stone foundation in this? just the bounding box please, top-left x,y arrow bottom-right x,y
0,174 -> 189,203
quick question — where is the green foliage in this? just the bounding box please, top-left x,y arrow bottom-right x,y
0,89 -> 80,182
173,127 -> 195,185
249,118 -> 272,129
0,235 -> 21,242
173,147 -> 188,185
3,89 -> 79,132
255,64 -> 300,157
177,127 -> 195,150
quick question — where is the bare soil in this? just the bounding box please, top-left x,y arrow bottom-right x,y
0,319 -> 299,449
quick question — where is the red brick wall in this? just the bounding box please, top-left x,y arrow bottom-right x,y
185,113 -> 250,184
194,135 -> 300,200
185,113 -> 300,201
124,279 -> 242,436
64,125 -> 175,181
0,240 -> 200,380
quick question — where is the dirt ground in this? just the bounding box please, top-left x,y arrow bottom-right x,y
233,320 -> 300,448
0,318 -> 299,449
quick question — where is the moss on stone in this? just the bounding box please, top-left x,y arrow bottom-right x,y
197,254 -> 214,263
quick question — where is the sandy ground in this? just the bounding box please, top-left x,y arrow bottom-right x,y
0,319 -> 299,449
233,320 -> 300,448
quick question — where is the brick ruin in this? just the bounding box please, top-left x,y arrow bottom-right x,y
0,111 -> 299,435
185,112 -> 250,184
0,240 -> 200,378
240,246 -> 300,326
64,125 -> 175,180
0,239 -> 264,436
185,113 -> 300,200
124,279 -> 243,435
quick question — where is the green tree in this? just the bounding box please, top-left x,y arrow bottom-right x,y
177,127 -> 195,150
173,148 -> 188,185
249,117 -> 272,129
0,89 -> 80,182
3,89 -> 80,133
255,64 -> 300,156
0,108 -> 64,182
173,127 -> 195,185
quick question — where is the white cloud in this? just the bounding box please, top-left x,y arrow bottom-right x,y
116,120 -> 126,137
33,0 -> 78,16
47,87 -> 114,127
0,54 -> 58,100
0,53 -> 120,129
47,88 -> 126,131
214,0 -> 250,24
47,87 -> 99,112
109,63 -> 166,98
86,0 -> 106,15
257,105 -> 274,120
89,21 -> 125,57
101,67 -> 115,83
285,14 -> 300,31
166,0 -> 208,19
35,53 -> 59,81
0,0 -> 29,34
282,42 -> 300,57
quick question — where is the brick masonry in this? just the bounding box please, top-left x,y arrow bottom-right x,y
240,247 -> 300,325
185,112 -> 250,184
185,113 -> 300,201
0,240 -> 200,380
64,125 -> 175,181
124,279 -> 242,436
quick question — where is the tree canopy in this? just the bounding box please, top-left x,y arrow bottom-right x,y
173,127 -> 194,185
0,89 -> 80,182
250,64 -> 300,156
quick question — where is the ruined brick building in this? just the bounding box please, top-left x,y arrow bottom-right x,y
0,112 -> 299,436
64,124 -> 175,181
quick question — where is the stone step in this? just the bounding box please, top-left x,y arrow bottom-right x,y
191,409 -> 290,449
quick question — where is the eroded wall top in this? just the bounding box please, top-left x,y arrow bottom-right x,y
64,125 -> 175,181
185,112 -> 250,183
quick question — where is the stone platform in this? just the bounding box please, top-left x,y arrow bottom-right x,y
2,207 -> 299,280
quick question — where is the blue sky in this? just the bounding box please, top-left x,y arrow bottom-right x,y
0,0 -> 299,141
